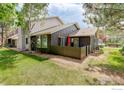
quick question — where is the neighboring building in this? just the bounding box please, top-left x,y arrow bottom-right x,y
7,16 -> 98,59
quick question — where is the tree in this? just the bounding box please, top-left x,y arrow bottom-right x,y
0,3 -> 16,47
83,4 -> 124,30
17,3 -> 48,50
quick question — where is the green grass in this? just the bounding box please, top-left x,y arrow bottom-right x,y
1,47 -> 123,85
0,48 -> 96,85
88,47 -> 124,73
106,48 -> 124,72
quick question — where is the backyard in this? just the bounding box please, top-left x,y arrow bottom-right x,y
0,47 -> 124,85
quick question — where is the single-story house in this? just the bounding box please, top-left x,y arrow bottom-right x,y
7,16 -> 98,59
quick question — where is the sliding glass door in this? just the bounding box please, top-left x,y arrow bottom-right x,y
41,35 -> 48,48
36,35 -> 48,49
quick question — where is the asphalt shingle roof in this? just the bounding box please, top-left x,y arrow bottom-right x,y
30,23 -> 77,36
70,28 -> 97,37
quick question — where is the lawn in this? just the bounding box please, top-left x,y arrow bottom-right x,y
0,47 -> 123,85
87,47 -> 124,74
0,48 -> 95,85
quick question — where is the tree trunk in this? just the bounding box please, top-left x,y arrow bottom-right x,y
28,20 -> 31,51
1,25 -> 4,47
4,29 -> 8,47
28,3 -> 32,51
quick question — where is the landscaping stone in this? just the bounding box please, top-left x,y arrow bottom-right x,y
86,66 -> 102,72
97,76 -> 113,85
94,67 -> 102,72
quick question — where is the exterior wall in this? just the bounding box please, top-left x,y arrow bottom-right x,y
17,39 -> 19,49
30,17 -> 63,33
90,35 -> 97,52
50,46 -> 86,59
17,28 -> 26,50
8,28 -> 28,50
51,25 -> 78,46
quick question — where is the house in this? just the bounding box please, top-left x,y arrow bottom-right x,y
7,16 -> 98,59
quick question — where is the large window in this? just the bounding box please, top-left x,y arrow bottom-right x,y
36,36 -> 41,48
70,38 -> 74,47
58,37 -> 67,47
36,35 -> 48,49
41,35 -> 48,48
74,38 -> 79,47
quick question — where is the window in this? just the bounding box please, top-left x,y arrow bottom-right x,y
70,38 -> 74,47
74,38 -> 79,47
36,36 -> 41,48
58,37 -> 66,47
41,35 -> 48,48
26,38 -> 28,44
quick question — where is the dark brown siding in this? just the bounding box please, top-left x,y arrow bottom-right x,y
47,34 -> 51,51
79,36 -> 90,47
50,46 -> 86,59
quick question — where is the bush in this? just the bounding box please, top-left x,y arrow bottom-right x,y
99,44 -> 105,48
110,51 -> 119,55
99,48 -> 104,54
106,43 -> 121,47
120,46 -> 124,55
121,46 -> 124,51
93,48 -> 104,56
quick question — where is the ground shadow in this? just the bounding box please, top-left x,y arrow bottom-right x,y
94,63 -> 124,78
21,52 -> 48,62
9,49 -> 49,62
37,52 -> 85,64
0,50 -> 18,70
0,49 -> 48,70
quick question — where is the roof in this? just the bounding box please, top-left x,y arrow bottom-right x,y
30,23 -> 78,36
46,16 -> 64,25
8,34 -> 18,39
30,16 -> 64,25
70,28 -> 97,37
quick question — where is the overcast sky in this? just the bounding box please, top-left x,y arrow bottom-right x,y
48,3 -> 88,28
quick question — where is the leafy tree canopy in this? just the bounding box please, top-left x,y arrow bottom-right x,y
83,3 -> 124,31
16,3 -> 48,31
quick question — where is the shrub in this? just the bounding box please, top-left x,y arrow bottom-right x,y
120,46 -> 124,55
110,51 -> 118,55
106,43 -> 121,47
99,48 -> 104,54
121,46 -> 124,51
99,44 -> 105,48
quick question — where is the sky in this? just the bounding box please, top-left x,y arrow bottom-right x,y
48,3 -> 88,28
17,3 -> 89,28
